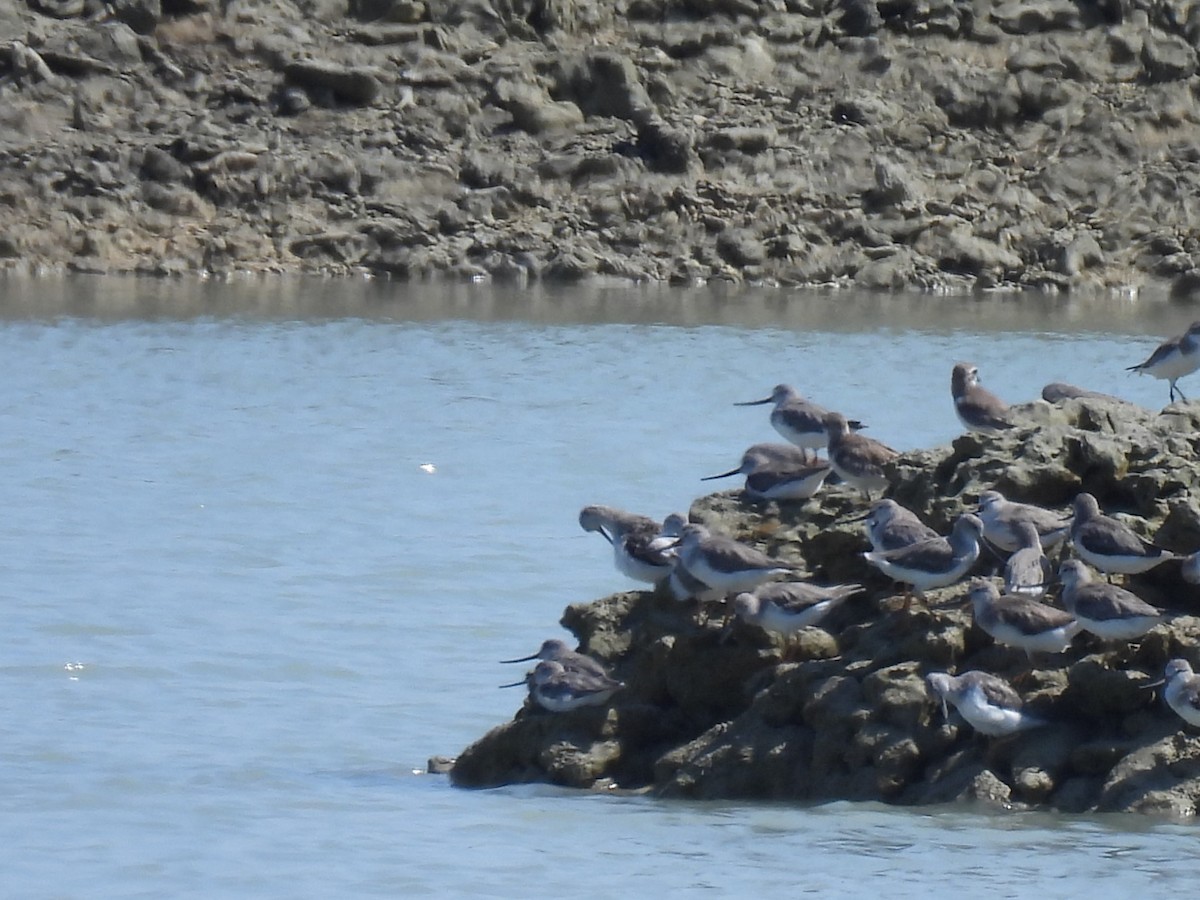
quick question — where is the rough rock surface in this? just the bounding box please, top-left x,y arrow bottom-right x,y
5,0 -> 1200,291
451,395 -> 1200,815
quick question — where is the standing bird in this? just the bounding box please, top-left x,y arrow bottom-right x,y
862,499 -> 939,552
1153,659 -> 1200,727
976,490 -> 1072,553
951,362 -> 1014,435
968,579 -> 1081,659
823,412 -> 897,498
501,660 -> 623,713
735,384 -> 864,450
926,671 -> 1045,737
732,581 -> 863,636
1069,493 -> 1174,577
1126,320 -> 1200,402
1057,560 -> 1162,642
1004,521 -> 1053,597
579,505 -> 677,585
702,444 -> 832,502
673,523 -> 802,596
500,639 -> 612,681
863,513 -> 984,600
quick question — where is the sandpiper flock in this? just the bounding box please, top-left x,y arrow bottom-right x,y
501,321 -> 1200,742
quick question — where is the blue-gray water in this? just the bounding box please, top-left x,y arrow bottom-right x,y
1,277 -> 1195,897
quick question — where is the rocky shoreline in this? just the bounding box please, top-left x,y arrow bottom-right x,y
6,0 -> 1200,291
450,394 -> 1200,816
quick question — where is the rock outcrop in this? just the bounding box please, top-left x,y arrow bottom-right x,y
451,395 -> 1200,815
5,0 -> 1200,290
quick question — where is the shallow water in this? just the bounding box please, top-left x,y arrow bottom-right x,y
0,276 -> 1195,896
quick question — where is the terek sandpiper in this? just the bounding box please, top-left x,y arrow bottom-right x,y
862,499 -> 939,552
1070,493 -> 1173,577
1157,658 -> 1200,727
1003,521 -> 1053,597
926,671 -> 1045,736
500,638 -> 612,681
968,579 -> 1081,658
976,490 -> 1072,553
862,513 -> 984,599
673,523 -> 801,595
1126,320 -> 1200,402
736,384 -> 864,449
579,505 -> 676,585
1057,559 -> 1161,642
502,660 -> 623,713
732,581 -> 863,635
702,444 -> 832,502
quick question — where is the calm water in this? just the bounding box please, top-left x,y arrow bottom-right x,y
1,277 -> 1195,897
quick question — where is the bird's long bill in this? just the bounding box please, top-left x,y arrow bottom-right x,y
1142,677 -> 1166,690
733,397 -> 772,406
701,467 -> 742,481
498,653 -> 537,664
498,678 -> 528,689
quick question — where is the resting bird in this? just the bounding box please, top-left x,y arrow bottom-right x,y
579,505 -> 677,585
1057,559 -> 1161,642
732,581 -> 863,636
500,639 -> 611,681
673,523 -> 802,595
502,660 -> 623,713
823,412 -> 897,498
976,489 -> 1071,553
951,362 -> 1013,434
1003,521 -> 1053,597
862,499 -> 939,552
735,384 -> 864,449
926,671 -> 1045,737
967,579 -> 1080,659
1069,493 -> 1173,577
862,513 -> 983,600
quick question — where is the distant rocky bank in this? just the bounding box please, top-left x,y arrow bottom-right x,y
6,0 -> 1200,291
450,394 -> 1200,816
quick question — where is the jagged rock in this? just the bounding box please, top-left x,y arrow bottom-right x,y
454,397 -> 1200,814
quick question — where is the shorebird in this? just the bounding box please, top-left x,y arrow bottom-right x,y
976,490 -> 1072,553
736,384 -> 864,450
926,671 -> 1045,737
666,558 -> 725,603
863,513 -> 984,600
1153,659 -> 1200,727
862,499 -> 939,552
1070,493 -> 1174,577
823,411 -> 897,498
1041,383 -> 1123,404
1183,550 -> 1200,585
673,523 -> 802,595
731,581 -> 863,636
702,445 -> 832,502
500,639 -> 612,681
1126,320 -> 1200,402
502,660 -> 623,713
579,505 -> 676,585
1057,559 -> 1161,642
967,579 -> 1081,658
1003,521 -> 1053,597
951,362 -> 1014,435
